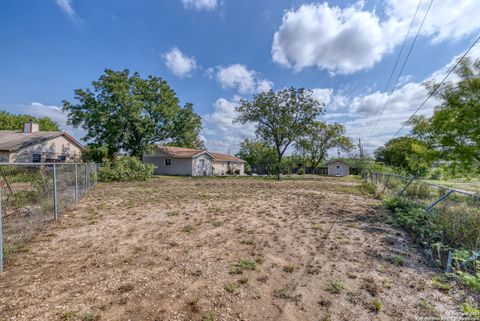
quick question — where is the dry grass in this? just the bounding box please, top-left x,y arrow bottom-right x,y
0,176 -> 474,320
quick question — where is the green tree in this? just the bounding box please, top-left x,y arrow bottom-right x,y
296,121 -> 353,170
236,139 -> 277,174
375,137 -> 433,177
410,58 -> 480,175
168,103 -> 205,149
0,110 -> 60,131
234,88 -> 324,179
62,69 -> 203,158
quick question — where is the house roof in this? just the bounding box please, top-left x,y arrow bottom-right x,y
154,145 -> 245,162
0,130 -> 84,152
210,152 -> 245,163
155,145 -> 207,158
327,159 -> 350,166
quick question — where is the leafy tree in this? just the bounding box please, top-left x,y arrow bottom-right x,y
296,121 -> 353,170
168,103 -> 205,149
234,88 -> 324,179
0,110 -> 60,131
375,137 -> 434,177
409,58 -> 480,175
236,139 -> 277,174
62,69 -> 203,158
81,144 -> 109,163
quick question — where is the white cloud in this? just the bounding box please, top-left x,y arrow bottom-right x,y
163,47 -> 197,78
311,88 -> 332,105
216,64 -> 273,94
54,0 -> 78,21
202,97 -> 256,153
272,1 -> 480,74
182,0 -> 218,11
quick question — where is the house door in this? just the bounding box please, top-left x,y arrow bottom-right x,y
199,159 -> 206,176
336,165 -> 342,176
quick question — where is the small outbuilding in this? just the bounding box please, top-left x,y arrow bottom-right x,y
327,160 -> 350,177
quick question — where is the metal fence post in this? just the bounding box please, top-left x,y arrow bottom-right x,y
397,178 -> 414,198
84,164 -> 88,191
0,186 -> 3,273
74,163 -> 78,203
382,174 -> 391,193
426,190 -> 454,212
53,164 -> 58,220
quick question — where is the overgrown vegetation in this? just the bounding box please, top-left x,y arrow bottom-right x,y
382,195 -> 480,292
98,156 -> 154,182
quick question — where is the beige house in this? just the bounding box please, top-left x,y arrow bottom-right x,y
0,122 -> 84,163
210,152 -> 245,175
327,160 -> 350,177
143,145 -> 245,176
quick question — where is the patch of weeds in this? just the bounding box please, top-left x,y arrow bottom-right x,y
182,225 -> 195,233
118,283 -> 135,293
431,275 -> 452,292
370,299 -> 382,313
391,255 -> 405,266
312,224 -> 322,230
376,265 -> 385,273
166,210 -> 180,217
60,311 -> 77,321
202,311 -> 216,321
283,264 -> 297,273
212,221 -> 223,227
382,278 -> 393,289
224,282 -> 238,294
462,303 -> 480,320
456,271 -> 480,291
325,279 -> 345,294
80,312 -> 100,321
187,298 -> 200,313
240,239 -> 255,245
229,258 -> 261,274
273,287 -> 291,299
418,299 -> 438,316
238,277 -> 248,284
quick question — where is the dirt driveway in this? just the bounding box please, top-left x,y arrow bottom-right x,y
0,176 -> 473,321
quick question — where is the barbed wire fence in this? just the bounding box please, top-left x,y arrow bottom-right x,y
364,171 -> 480,271
0,163 -> 99,272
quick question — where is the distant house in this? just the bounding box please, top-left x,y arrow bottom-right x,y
0,121 -> 84,163
327,160 -> 350,177
210,152 -> 245,175
142,145 -> 245,176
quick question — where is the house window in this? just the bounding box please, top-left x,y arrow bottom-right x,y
164,158 -> 172,166
32,154 -> 41,163
58,155 -> 66,162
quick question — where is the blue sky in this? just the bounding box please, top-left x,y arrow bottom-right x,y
1,0 -> 479,154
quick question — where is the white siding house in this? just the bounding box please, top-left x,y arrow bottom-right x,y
327,160 -> 350,177
143,146 -> 245,176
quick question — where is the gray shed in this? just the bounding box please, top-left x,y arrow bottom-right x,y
327,160 -> 350,177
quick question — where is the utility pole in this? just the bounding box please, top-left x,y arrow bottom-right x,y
358,138 -> 364,159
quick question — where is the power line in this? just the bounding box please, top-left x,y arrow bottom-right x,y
366,0 -> 434,146
364,0 -> 423,136
391,33 -> 480,139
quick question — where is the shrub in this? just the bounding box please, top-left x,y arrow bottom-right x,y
234,168 -> 241,175
297,168 -> 304,175
98,156 -> 154,182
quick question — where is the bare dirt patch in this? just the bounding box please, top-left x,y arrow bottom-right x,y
0,176 -> 474,320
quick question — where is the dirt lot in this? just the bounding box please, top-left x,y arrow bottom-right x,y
0,176 -> 476,321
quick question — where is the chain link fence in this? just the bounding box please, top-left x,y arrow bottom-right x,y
365,172 -> 480,268
0,163 -> 99,272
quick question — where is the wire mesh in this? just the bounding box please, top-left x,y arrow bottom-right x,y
0,163 -> 98,264
368,172 -> 480,251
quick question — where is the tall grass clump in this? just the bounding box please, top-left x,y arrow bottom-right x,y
99,156 -> 154,182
